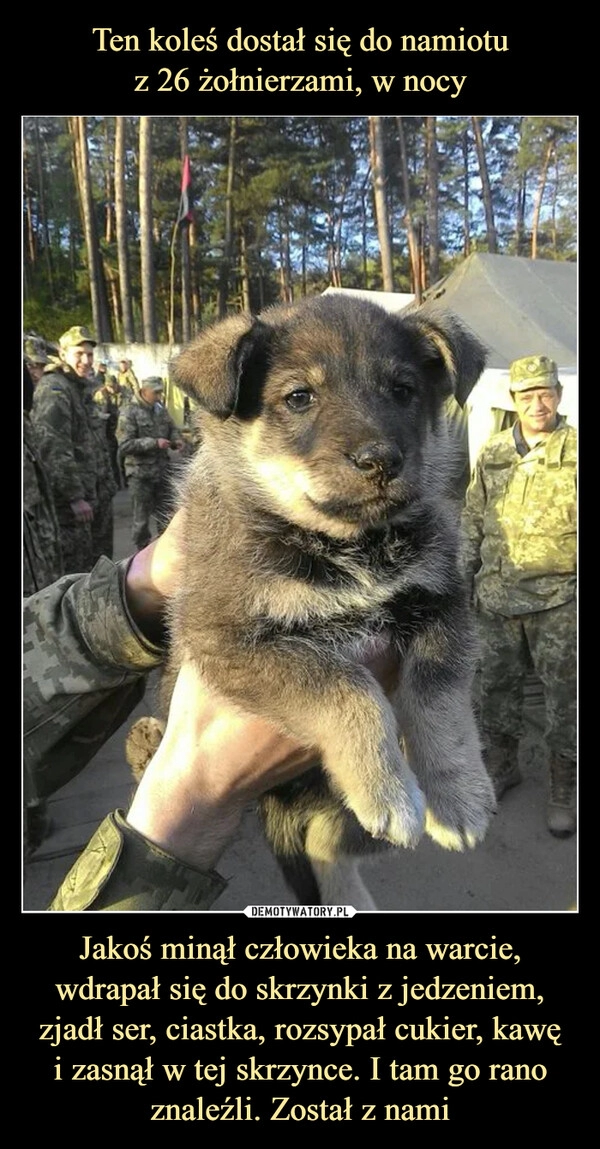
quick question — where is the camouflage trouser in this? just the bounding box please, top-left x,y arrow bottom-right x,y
91,497 -> 114,563
129,474 -> 175,550
476,600 -> 576,760
57,511 -> 95,575
107,435 -> 123,489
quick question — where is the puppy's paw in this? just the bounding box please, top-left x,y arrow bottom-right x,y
125,716 -> 165,783
343,765 -> 426,848
423,763 -> 496,851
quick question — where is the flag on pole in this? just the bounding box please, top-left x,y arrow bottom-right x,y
176,154 -> 193,227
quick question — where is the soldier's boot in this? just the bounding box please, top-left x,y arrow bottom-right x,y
547,755 -> 577,838
483,739 -> 522,800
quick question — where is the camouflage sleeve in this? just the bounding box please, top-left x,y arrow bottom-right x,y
23,556 -> 165,798
460,453 -> 487,593
48,810 -> 227,911
116,407 -> 159,455
165,409 -> 183,442
31,382 -> 85,504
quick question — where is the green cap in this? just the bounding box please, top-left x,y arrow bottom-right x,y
24,338 -> 49,365
141,377 -> 164,392
509,354 -> 559,392
59,325 -> 97,350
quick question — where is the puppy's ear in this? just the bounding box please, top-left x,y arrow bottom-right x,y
403,309 -> 487,406
173,315 -> 271,418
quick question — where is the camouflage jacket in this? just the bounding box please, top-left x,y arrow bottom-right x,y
118,367 -> 139,395
116,395 -> 181,479
461,419 -> 577,616
30,365 -> 100,512
23,414 -> 64,596
94,382 -> 134,435
24,556 -> 226,911
87,398 -> 119,502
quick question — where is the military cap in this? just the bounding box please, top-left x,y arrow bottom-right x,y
509,355 -> 559,391
24,338 -> 49,365
59,325 -> 97,350
141,377 -> 164,391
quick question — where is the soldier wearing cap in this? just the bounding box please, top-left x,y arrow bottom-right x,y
116,376 -> 184,550
462,354 -> 577,837
118,357 -> 140,398
24,338 -> 50,385
30,325 -> 108,574
94,368 -> 134,488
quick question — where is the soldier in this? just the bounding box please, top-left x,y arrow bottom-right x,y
94,370 -> 133,487
90,358 -> 109,388
23,360 -> 64,854
116,376 -> 184,550
118,357 -> 140,397
23,362 -> 63,596
462,354 -> 577,837
88,396 -> 119,562
24,338 -> 49,386
30,325 -> 102,574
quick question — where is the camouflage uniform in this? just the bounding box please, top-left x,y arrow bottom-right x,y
116,386 -> 182,549
87,396 -> 119,561
23,414 -> 63,597
94,379 -> 134,487
118,364 -> 140,397
23,557 -> 227,911
31,362 -> 100,574
462,416 -> 577,766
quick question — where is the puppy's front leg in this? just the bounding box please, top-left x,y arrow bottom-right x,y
395,642 -> 496,850
187,641 -> 426,849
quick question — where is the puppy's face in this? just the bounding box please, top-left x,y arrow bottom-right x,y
175,298 -> 485,538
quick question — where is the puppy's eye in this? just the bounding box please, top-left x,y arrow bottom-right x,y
285,388 -> 315,411
392,382 -> 414,404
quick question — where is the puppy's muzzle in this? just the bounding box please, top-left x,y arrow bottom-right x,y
349,441 -> 404,484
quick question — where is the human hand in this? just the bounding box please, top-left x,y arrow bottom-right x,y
156,437 -> 171,449
126,657 -> 316,869
70,497 -> 94,523
124,510 -> 186,641
126,645 -> 400,870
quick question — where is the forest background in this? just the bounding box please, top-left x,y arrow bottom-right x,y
23,115 -> 577,347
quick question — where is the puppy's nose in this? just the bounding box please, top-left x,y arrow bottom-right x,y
350,442 -> 404,481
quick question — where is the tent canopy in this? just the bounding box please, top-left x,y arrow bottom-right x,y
417,252 -> 576,371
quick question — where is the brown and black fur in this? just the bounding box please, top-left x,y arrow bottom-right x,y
131,295 -> 496,908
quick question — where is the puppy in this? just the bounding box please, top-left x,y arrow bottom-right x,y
131,295 -> 496,908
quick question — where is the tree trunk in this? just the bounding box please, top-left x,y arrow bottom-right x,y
33,120 -> 55,300
179,117 -> 192,342
369,117 -> 394,292
515,173 -> 527,256
139,116 -> 157,342
531,135 -> 556,259
217,116 -> 237,318
70,116 -> 111,339
425,117 -> 440,286
115,116 -> 135,342
396,117 -> 422,302
23,139 -> 37,273
239,228 -> 251,311
190,217 -> 202,334
462,130 -> 471,258
471,117 -> 498,253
